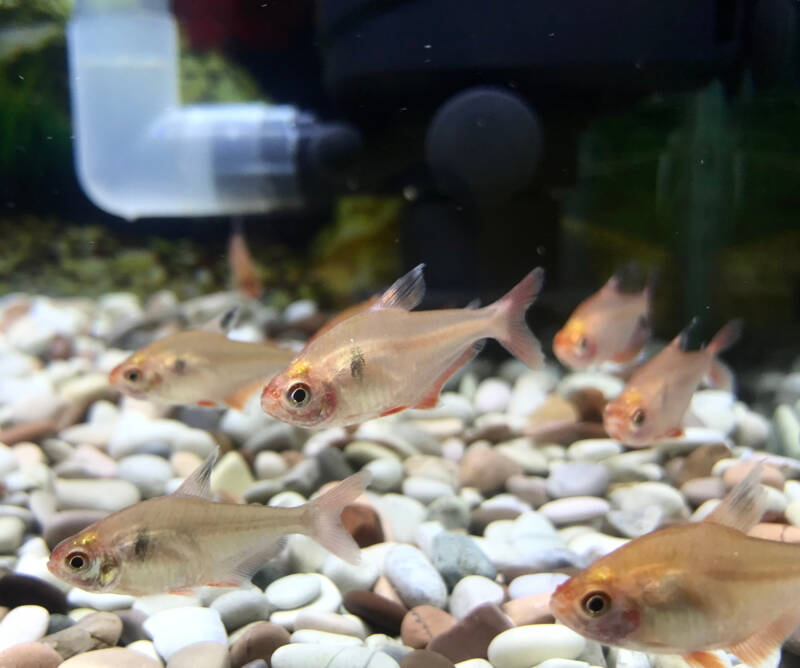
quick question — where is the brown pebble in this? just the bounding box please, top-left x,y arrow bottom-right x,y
748,523 -> 800,543
229,621 -> 289,668
59,647 -> 161,667
505,475 -> 548,507
341,503 -> 384,548
40,611 -> 122,660
343,590 -> 407,636
459,444 -> 522,493
399,649 -> 456,668
528,395 -> 578,426
372,576 -> 406,608
564,387 -> 607,423
676,443 -> 730,485
43,510 -> 108,550
167,641 -> 229,668
0,642 -> 63,668
171,451 -> 203,478
680,476 -> 727,507
280,451 -> 303,468
501,592 -> 554,626
723,461 -> 785,490
401,605 -> 457,650
525,420 -> 606,445
427,603 -> 513,663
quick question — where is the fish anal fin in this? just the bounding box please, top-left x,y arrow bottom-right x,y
684,651 -> 728,668
380,406 -> 407,417
374,264 -> 426,311
223,536 -> 288,585
207,579 -> 243,588
729,611 -> 800,668
224,379 -> 266,410
169,587 -> 196,596
705,461 -> 766,532
665,428 -> 684,438
173,446 -> 218,499
197,400 -> 219,407
413,341 -> 485,410
708,359 -> 735,393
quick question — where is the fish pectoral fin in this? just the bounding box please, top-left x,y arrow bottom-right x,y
665,428 -> 684,438
413,341 -> 485,411
705,461 -> 766,532
173,447 -> 218,499
224,379 -> 267,411
729,610 -> 800,668
611,316 -> 651,363
683,651 -> 729,668
379,406 -> 408,417
197,399 -> 220,407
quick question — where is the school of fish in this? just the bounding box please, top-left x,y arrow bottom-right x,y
53,241 -> 790,664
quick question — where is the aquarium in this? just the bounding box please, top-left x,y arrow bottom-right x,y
1,1 -> 800,666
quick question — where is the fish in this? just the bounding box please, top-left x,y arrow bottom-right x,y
229,218 -> 262,299
553,264 -> 654,370
109,321 -> 296,410
549,463 -> 800,668
602,318 -> 741,446
260,264 -> 545,428
47,448 -> 369,595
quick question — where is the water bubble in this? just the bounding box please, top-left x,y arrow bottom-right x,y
403,185 -> 419,201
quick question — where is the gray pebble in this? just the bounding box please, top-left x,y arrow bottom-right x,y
427,496 -> 471,530
448,575 -> 505,619
384,544 -> 447,609
546,462 -> 610,499
210,588 -> 273,632
116,454 -> 173,498
432,531 -> 497,590
281,459 -> 321,496
243,422 -> 298,454
316,447 -> 354,483
243,479 -> 285,504
363,458 -> 404,493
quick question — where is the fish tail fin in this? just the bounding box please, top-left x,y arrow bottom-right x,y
307,471 -> 370,564
490,267 -> 545,369
709,318 -> 743,355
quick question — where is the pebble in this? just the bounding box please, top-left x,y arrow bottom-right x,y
0,604 -> 49,651
376,495 -> 428,543
487,624 -> 586,668
384,545 -> 448,609
290,628 -> 362,646
364,458 -> 404,492
269,575 -> 342,629
448,576 -> 505,620
66,589 -> 134,612
722,460 -> 785,490
342,590 -> 407,636
166,641 -> 229,667
608,482 -> 689,520
228,621 -> 289,668
605,506 -> 664,538
474,379 -> 512,414
0,641 -> 63,668
401,649 -> 456,667
567,439 -> 622,462
495,440 -> 548,476
271,644 -> 401,668
323,554 -> 380,594
0,516 -> 25,553
294,611 -> 367,639
402,477 -> 455,504
508,573 -> 569,599
41,611 -> 123,659
427,496 -> 472,530
341,503 -> 384,548
501,593 -> 553,626
254,451 -> 288,479
143,607 -> 227,661
210,589 -> 273,632
54,478 -> 140,513
539,497 -> 610,525
427,603 -> 513,664
400,605 -> 457,649
126,640 -> 161,664
265,574 -> 320,611
432,532 -> 497,590
210,451 -> 254,495
686,390 -> 736,435
459,444 -> 522,493
558,372 -> 624,401
59,647 -> 162,667
680,477 -> 726,506
546,462 -> 610,498
116,454 -> 173,498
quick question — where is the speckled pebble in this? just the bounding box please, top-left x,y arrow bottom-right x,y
385,545 -> 448,609
432,531 -> 497,590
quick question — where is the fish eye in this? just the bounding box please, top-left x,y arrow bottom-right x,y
287,382 -> 311,408
123,367 -> 142,384
581,590 -> 611,617
630,408 -> 646,427
577,336 -> 588,352
66,550 -> 88,571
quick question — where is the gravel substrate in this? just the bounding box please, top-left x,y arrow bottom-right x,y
1,290 -> 800,668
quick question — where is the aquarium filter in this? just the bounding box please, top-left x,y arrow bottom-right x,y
67,0 -> 360,220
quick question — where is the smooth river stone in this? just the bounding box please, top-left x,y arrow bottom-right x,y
0,516 -> 25,553
143,606 -> 227,661
384,545 -> 447,609
508,573 -> 569,599
166,641 -> 230,667
265,574 -> 321,610
272,644 -> 401,667
487,624 -> 586,668
449,576 -> 505,620
269,575 -> 342,630
363,458 -> 405,493
567,439 -> 622,462
66,589 -> 134,612
546,462 -> 610,499
210,588 -> 273,632
116,454 -> 173,498
290,629 -> 362,646
59,647 -> 162,667
40,611 -> 123,659
294,610 -> 367,639
401,605 -> 457,649
432,532 -> 497,590
53,477 -> 141,513
0,604 -> 49,651
0,641 -> 63,668
539,497 -> 610,525
343,590 -> 407,636
428,603 -> 513,664
608,482 -> 689,520
228,621 -> 289,668
323,554 -> 380,594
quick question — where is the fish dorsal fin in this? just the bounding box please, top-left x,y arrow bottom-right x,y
173,447 -> 218,499
673,317 -> 700,352
373,264 -> 426,311
729,611 -> 799,668
201,306 -> 241,334
602,262 -> 641,295
705,462 -> 766,532
464,298 -> 481,310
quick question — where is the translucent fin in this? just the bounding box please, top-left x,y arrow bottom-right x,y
173,447 -> 218,499
674,317 -> 700,352
709,359 -> 735,393
201,305 -> 241,333
705,461 -> 766,532
413,341 -> 485,410
709,319 -> 743,355
464,298 -> 481,310
611,315 -> 650,363
684,651 -> 729,668
224,378 -> 267,411
489,267 -> 545,369
729,611 -> 800,668
226,536 -> 287,583
603,262 -> 641,294
374,264 -> 426,311
307,471 -> 370,564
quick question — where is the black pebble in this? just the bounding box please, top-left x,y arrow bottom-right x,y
0,573 -> 68,614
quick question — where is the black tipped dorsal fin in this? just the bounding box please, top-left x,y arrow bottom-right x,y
373,264 -> 426,311
673,317 -> 700,352
173,447 -> 218,499
705,461 -> 766,533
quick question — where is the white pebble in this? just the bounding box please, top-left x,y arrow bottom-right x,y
67,588 -> 134,611
449,575 -> 505,619
508,573 -> 569,599
266,573 -> 321,610
143,606 -> 226,661
290,629 -> 363,645
488,624 -> 586,668
0,604 -> 49,651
